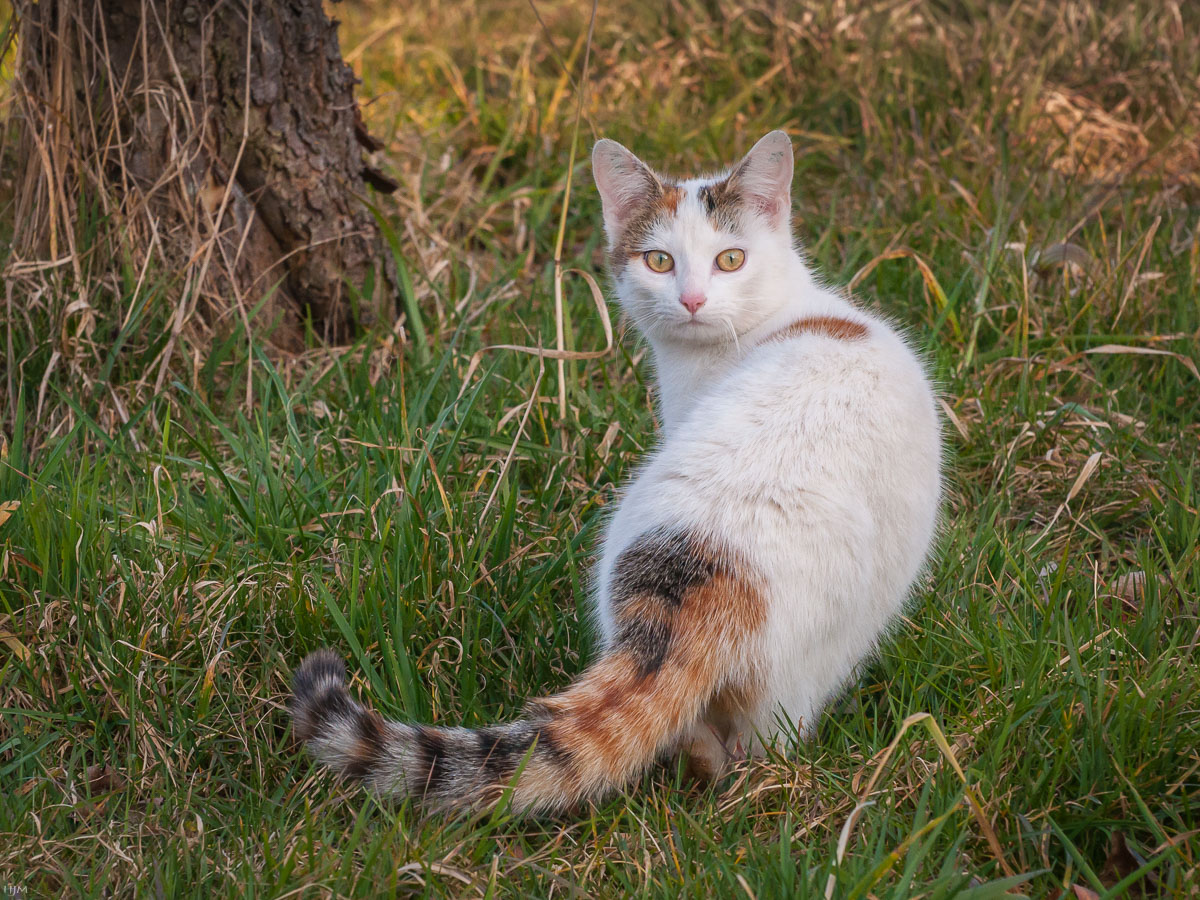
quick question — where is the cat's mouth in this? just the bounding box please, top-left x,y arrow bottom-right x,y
661,314 -> 734,344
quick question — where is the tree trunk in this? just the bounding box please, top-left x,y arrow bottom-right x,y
13,0 -> 398,353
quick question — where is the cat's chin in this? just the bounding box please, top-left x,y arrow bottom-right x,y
654,318 -> 738,347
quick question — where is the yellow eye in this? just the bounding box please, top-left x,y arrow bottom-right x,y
644,250 -> 674,273
716,248 -> 746,272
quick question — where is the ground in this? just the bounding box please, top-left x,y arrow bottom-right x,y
1,0 -> 1198,896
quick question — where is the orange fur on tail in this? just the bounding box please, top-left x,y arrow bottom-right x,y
291,531 -> 765,814
514,567 -> 765,810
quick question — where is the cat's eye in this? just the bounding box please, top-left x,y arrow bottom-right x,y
644,250 -> 674,273
715,248 -> 746,272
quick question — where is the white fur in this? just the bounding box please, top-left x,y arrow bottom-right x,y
591,132 -> 942,751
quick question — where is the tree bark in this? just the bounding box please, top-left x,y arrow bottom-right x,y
14,0 -> 398,351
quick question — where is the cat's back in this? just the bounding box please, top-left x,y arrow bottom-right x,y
633,307 -> 940,551
600,304 -> 941,631
690,309 -> 937,456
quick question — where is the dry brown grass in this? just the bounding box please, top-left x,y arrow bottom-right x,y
1,0 -> 1198,896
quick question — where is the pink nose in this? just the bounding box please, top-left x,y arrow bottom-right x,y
680,293 -> 706,315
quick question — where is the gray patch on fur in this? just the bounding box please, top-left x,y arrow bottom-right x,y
609,529 -> 720,674
611,529 -> 718,609
289,649 -> 573,810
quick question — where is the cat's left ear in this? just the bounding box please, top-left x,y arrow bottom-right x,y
592,139 -> 662,239
730,130 -> 793,227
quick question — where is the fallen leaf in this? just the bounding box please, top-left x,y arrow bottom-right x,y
295,399 -> 332,419
8,551 -> 42,575
938,398 -> 970,441
1084,344 -> 1200,382
1100,831 -> 1143,886
86,764 -> 127,796
1034,241 -> 1099,278
1110,570 -> 1169,607
598,421 -> 621,461
1071,885 -> 1100,900
0,499 -> 19,528
0,631 -> 31,662
1066,452 -> 1103,503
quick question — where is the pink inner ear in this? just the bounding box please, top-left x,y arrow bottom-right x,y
749,195 -> 782,221
593,140 -> 661,233
611,186 -> 648,221
731,132 -> 792,226
603,185 -> 654,235
736,168 -> 788,224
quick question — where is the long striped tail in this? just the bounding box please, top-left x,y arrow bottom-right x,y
290,531 -> 765,814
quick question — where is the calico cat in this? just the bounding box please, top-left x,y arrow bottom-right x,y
290,130 -> 942,814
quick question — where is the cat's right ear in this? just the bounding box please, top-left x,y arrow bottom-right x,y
592,139 -> 661,238
728,130 -> 793,228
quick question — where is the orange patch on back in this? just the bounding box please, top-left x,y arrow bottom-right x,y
767,316 -> 869,343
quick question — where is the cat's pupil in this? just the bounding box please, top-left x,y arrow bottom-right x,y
645,250 -> 674,273
716,248 -> 745,271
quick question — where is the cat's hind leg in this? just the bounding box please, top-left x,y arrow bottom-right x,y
679,681 -> 765,780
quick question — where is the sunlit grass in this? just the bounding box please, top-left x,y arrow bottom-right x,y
1,0 -> 1198,896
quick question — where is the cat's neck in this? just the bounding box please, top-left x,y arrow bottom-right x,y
647,259 -> 853,434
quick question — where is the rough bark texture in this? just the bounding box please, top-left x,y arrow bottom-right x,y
14,0 -> 397,349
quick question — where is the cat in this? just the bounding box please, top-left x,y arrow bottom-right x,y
290,130 -> 942,815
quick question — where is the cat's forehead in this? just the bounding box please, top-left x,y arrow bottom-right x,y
640,175 -> 741,235
648,185 -> 729,244
609,175 -> 725,264
634,175 -> 747,253
677,175 -> 744,234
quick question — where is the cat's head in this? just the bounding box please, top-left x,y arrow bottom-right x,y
592,130 -> 795,346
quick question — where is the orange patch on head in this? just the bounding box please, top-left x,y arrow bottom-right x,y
768,316 -> 869,342
659,185 -> 684,215
609,183 -> 684,269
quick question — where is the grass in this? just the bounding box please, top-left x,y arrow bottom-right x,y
2,0 -> 1199,896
